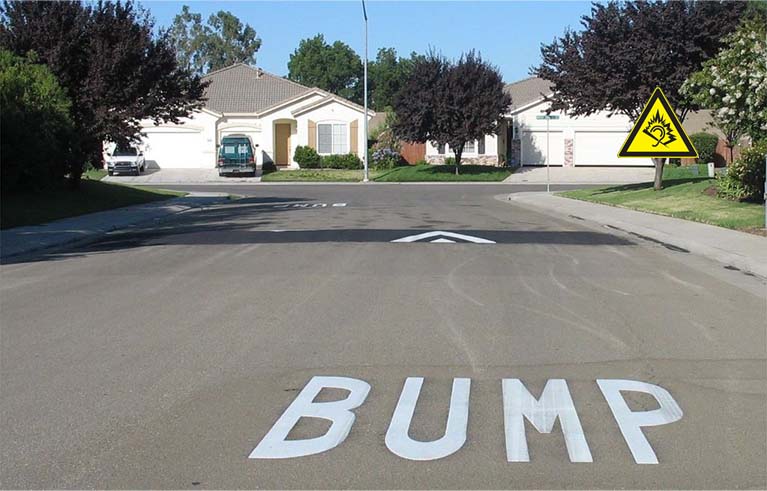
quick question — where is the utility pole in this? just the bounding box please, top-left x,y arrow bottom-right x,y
362,0 -> 369,183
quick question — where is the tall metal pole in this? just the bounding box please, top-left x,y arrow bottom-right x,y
362,0 -> 369,183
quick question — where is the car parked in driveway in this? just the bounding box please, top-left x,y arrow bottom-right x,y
107,144 -> 146,176
218,134 -> 257,177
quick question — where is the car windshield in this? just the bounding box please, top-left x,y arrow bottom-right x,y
113,146 -> 137,156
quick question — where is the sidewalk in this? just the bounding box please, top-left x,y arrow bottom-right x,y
504,166 -> 655,184
502,192 -> 767,279
1,193 -> 229,261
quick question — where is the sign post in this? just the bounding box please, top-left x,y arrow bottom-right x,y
536,113 -> 560,193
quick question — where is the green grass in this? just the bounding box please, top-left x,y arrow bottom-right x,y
374,164 -> 512,182
662,163 -> 709,180
83,168 -> 108,181
1,179 -> 185,230
260,169 -> 386,182
559,178 -> 764,231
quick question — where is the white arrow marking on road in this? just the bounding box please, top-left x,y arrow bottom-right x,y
430,238 -> 456,243
391,231 -> 496,244
332,203 -> 347,207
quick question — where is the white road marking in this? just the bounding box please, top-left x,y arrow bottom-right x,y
391,231 -> 496,244
385,377 -> 471,461
430,238 -> 456,243
249,376 -> 370,459
597,379 -> 683,464
503,379 -> 593,463
332,203 -> 347,207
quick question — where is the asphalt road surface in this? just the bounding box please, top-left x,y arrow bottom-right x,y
1,184 -> 765,489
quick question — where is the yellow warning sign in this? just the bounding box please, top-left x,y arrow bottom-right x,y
618,87 -> 698,158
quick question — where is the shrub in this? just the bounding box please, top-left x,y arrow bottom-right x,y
413,159 -> 428,166
294,145 -> 321,168
371,147 -> 406,170
321,153 -> 362,169
0,50 -> 74,191
690,132 -> 719,164
444,157 -> 456,166
716,140 -> 766,202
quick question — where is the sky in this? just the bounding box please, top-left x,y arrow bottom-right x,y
144,1 -> 595,83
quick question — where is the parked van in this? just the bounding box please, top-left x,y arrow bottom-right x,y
218,135 -> 257,177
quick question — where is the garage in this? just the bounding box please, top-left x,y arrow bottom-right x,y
142,130 -> 210,169
521,130 -> 564,166
574,131 -> 652,166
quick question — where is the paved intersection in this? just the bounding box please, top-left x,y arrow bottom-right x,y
1,184 -> 764,488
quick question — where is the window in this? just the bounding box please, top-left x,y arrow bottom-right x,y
478,137 -> 485,154
317,123 -> 348,154
437,143 -> 445,155
464,140 -> 476,153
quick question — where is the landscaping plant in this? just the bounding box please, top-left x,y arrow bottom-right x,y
294,145 -> 322,169
716,140 -> 767,203
689,133 -> 719,165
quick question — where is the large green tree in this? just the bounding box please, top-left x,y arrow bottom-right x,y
534,0 -> 747,189
0,0 -> 207,187
393,51 -> 510,174
367,48 -> 417,111
682,16 -> 767,161
169,6 -> 262,75
288,34 -> 362,103
0,50 -> 74,191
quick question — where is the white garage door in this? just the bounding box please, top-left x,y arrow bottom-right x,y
574,131 -> 652,166
143,131 -> 209,169
521,130 -> 564,166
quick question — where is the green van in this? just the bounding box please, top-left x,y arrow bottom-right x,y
218,135 -> 257,177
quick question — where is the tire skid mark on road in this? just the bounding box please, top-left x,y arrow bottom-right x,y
445,255 -> 485,307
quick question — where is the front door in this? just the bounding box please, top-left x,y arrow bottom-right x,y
275,123 -> 291,167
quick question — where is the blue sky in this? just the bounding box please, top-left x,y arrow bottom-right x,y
144,1 -> 594,83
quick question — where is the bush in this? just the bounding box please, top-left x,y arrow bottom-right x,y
690,132 -> 719,165
0,50 -> 74,191
413,159 -> 428,166
294,145 -> 321,169
371,147 -> 406,170
716,140 -> 766,202
444,157 -> 456,166
321,153 -> 362,169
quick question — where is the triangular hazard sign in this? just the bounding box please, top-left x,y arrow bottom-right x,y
618,87 -> 698,158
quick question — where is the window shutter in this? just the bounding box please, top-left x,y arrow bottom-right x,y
350,120 -> 358,155
478,137 -> 485,154
308,120 -> 316,149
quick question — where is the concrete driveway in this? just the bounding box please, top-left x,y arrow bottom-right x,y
505,166 -> 655,184
102,167 -> 261,184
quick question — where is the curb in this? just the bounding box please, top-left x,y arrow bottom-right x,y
497,193 -> 767,280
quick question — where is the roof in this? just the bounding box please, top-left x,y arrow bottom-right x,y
504,76 -> 553,111
201,63 -> 312,114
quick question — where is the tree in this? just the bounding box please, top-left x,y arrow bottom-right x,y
368,48 -> 417,111
534,0 -> 747,189
0,0 -> 207,187
169,6 -> 262,75
393,51 -> 510,174
288,34 -> 362,103
682,17 -> 767,162
0,50 -> 74,191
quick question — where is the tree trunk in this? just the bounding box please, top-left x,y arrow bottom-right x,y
652,157 -> 666,190
454,145 -> 463,175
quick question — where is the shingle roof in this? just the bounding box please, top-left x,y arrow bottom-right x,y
504,77 -> 553,111
201,63 -> 312,114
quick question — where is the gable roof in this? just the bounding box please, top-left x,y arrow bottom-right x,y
504,77 -> 553,111
201,63 -> 312,114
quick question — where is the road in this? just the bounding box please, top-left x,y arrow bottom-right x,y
1,184 -> 765,489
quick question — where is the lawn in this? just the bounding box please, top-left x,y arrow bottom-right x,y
1,174 -> 185,229
374,164 -> 513,182
559,177 -> 764,231
260,169 -> 386,182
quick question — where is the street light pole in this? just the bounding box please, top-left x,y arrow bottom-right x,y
546,114 -> 550,193
362,0 -> 369,183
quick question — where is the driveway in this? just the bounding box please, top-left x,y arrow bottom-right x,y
102,167 -> 261,184
504,166 -> 655,184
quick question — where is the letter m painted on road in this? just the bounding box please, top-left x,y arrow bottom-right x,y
502,379 -> 593,463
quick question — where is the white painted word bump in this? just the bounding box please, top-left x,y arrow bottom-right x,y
249,376 -> 683,464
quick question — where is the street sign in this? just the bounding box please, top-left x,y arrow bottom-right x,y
618,87 -> 698,158
536,114 -> 560,120
391,231 -> 496,243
